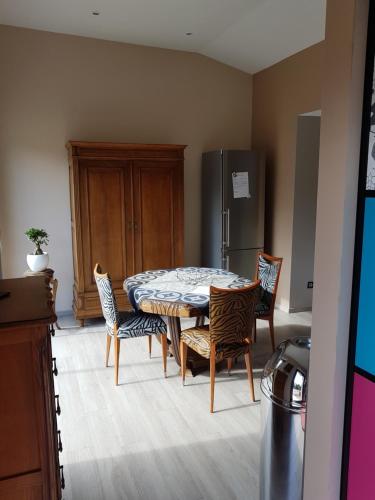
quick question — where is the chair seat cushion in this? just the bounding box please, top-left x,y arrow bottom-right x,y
107,311 -> 167,338
181,325 -> 250,361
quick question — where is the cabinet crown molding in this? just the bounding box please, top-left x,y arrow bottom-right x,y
66,141 -> 187,160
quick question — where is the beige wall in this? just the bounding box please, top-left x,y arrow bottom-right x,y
303,0 -> 368,497
252,43 -> 323,310
0,25 -> 252,312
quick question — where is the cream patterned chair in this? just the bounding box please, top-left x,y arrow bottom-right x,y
254,252 -> 283,352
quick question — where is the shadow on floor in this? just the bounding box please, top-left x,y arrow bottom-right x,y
63,434 -> 261,500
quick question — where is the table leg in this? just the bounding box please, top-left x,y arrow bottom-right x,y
167,316 -> 213,376
195,315 -> 205,327
167,316 -> 182,366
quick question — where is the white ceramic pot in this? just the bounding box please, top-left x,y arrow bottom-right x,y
27,252 -> 49,272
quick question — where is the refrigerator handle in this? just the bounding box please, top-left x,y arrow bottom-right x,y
221,254 -> 229,271
222,209 -> 230,248
227,208 -> 230,248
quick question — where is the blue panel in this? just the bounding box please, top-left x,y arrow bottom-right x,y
356,198 -> 375,374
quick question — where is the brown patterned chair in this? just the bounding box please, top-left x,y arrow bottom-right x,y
254,252 -> 283,352
180,281 -> 260,413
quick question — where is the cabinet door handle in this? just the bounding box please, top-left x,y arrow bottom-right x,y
49,325 -> 55,337
52,358 -> 58,376
57,430 -> 63,452
60,465 -> 65,489
55,395 -> 61,416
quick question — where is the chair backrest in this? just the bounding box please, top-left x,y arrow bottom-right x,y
255,252 -> 283,310
93,263 -> 120,330
209,281 -> 260,344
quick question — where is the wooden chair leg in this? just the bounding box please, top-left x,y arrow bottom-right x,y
210,343 -> 216,413
244,350 -> 255,402
180,339 -> 187,385
269,317 -> 276,352
148,335 -> 152,359
114,338 -> 121,386
161,334 -> 168,377
227,358 -> 233,375
253,318 -> 257,343
105,335 -> 112,367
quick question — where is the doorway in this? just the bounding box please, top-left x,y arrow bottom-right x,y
289,111 -> 321,312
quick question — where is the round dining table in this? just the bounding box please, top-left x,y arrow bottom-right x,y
124,267 -> 252,375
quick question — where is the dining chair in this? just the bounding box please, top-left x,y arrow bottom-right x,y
254,252 -> 283,352
180,281 -> 260,413
94,263 -> 168,385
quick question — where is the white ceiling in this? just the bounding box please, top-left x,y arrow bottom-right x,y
0,0 -> 326,74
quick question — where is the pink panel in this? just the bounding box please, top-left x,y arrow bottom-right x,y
347,373 -> 375,500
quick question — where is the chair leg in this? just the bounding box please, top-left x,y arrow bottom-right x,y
244,350 -> 255,402
180,339 -> 187,385
114,338 -> 121,386
269,318 -> 276,352
253,318 -> 257,343
227,358 -> 233,376
105,335 -> 112,367
210,344 -> 216,413
148,335 -> 152,359
161,334 -> 168,378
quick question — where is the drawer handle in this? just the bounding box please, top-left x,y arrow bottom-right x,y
57,430 -> 63,452
60,465 -> 65,489
52,358 -> 58,376
55,395 -> 61,416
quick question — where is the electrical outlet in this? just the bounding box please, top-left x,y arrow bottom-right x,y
307,281 -> 314,289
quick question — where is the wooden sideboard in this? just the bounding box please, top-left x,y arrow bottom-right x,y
0,277 -> 63,500
67,141 -> 185,325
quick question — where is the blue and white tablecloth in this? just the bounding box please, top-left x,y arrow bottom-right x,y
124,267 -> 252,314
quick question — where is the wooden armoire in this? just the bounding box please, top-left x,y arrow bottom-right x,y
67,142 -> 185,325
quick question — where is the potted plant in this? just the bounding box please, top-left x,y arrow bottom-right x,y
25,228 -> 49,272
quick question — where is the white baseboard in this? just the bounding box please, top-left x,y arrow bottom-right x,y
288,306 -> 313,313
275,303 -> 312,314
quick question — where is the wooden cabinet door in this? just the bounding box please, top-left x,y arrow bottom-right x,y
0,327 -> 56,499
80,161 -> 132,292
133,160 -> 184,273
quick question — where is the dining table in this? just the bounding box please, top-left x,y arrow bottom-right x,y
124,267 -> 253,375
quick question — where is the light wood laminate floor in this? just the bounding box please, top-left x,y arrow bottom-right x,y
54,311 -> 311,500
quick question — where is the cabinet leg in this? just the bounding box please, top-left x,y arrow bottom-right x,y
79,319 -> 85,328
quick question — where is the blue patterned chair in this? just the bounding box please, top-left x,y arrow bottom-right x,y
254,252 -> 283,351
94,263 -> 168,385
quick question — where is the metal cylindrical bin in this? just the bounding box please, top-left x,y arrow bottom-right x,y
260,336 -> 311,500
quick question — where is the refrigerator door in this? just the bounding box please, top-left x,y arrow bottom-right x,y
222,150 -> 265,251
201,151 -> 223,269
224,248 -> 261,279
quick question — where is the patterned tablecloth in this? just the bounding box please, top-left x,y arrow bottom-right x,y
124,267 -> 252,315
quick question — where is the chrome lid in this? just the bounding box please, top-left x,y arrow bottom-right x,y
260,336 -> 311,413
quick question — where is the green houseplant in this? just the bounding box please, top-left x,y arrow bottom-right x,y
25,228 -> 50,271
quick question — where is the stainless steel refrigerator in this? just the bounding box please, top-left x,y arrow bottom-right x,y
201,150 -> 265,278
